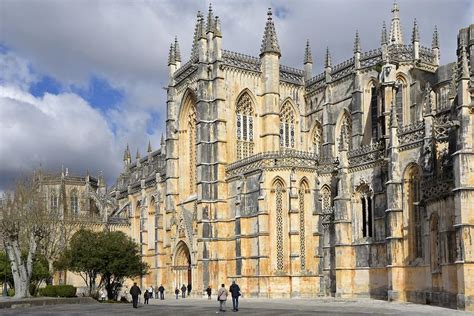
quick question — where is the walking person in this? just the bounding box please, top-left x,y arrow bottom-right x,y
175,287 -> 179,299
148,286 -> 154,299
217,284 -> 228,312
144,290 -> 150,304
181,284 -> 187,298
229,281 -> 241,312
129,282 -> 141,309
159,284 -> 165,300
187,283 -> 192,297
206,285 -> 212,300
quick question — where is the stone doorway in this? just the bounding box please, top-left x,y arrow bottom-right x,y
173,240 -> 192,289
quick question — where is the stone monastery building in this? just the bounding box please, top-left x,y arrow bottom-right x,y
45,2 -> 474,311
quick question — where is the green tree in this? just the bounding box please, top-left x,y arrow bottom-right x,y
57,229 -> 148,299
56,229 -> 102,295
0,252 -> 14,289
97,231 -> 148,300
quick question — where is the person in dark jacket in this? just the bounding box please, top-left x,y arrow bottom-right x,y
181,284 -> 186,298
144,290 -> 150,304
175,287 -> 179,299
158,284 -> 165,300
187,283 -> 192,296
129,282 -> 141,308
206,286 -> 212,300
229,281 -> 241,312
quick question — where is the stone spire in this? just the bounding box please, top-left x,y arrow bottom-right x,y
174,36 -> 181,63
168,43 -> 175,65
389,0 -> 403,44
411,19 -> 420,43
206,3 -> 214,33
381,21 -> 388,45
123,144 -> 131,165
432,25 -> 439,49
198,13 -> 206,39
354,30 -> 361,53
136,148 -> 141,160
304,40 -> 312,64
147,140 -> 152,153
260,8 -> 281,57
214,16 -> 222,37
191,11 -> 203,57
325,47 -> 332,68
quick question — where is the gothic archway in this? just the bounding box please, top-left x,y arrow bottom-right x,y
173,240 -> 192,288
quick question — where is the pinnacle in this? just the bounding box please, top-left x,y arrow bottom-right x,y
325,47 -> 331,68
304,40 -> 312,64
206,3 -> 214,33
381,21 -> 388,45
354,30 -> 361,53
411,19 -> 420,43
168,43 -> 175,65
214,16 -> 222,37
432,25 -> 439,49
147,140 -> 152,153
174,36 -> 181,62
260,8 -> 281,57
191,11 -> 202,57
389,0 -> 403,44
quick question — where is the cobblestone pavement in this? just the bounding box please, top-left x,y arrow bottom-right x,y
3,297 -> 472,315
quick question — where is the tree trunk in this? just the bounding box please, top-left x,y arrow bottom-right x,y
4,239 -> 30,298
47,259 -> 54,285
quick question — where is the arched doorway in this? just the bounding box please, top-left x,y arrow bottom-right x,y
173,241 -> 191,288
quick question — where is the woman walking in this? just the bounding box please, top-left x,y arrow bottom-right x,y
217,284 -> 228,312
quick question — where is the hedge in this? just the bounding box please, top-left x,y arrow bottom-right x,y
39,285 -> 77,297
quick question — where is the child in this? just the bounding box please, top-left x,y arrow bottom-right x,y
144,290 -> 150,304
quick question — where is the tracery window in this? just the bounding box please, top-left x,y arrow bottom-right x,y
395,82 -> 404,125
70,190 -> 79,214
406,165 -> 423,259
339,113 -> 351,151
275,180 -> 284,271
356,184 -> 373,239
50,191 -> 58,210
311,122 -> 323,156
321,186 -> 331,211
280,102 -> 296,149
236,92 -> 255,159
370,87 -> 378,141
188,104 -> 197,194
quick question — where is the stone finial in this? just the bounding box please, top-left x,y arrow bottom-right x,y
325,47 -> 332,68
389,0 -> 403,44
214,16 -> 222,37
260,8 -> 281,57
432,25 -> 439,49
123,144 -> 131,161
174,36 -> 181,62
304,40 -> 312,64
354,30 -> 361,53
411,19 -> 420,43
136,148 -> 141,160
160,133 -> 165,146
206,3 -> 214,33
168,43 -> 175,65
198,14 -> 206,39
381,21 -> 388,45
147,140 -> 152,153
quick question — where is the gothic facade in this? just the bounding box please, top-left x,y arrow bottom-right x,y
102,3 -> 474,311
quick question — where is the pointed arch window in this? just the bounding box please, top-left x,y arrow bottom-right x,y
298,181 -> 309,271
280,102 -> 296,149
70,190 -> 79,214
311,122 -> 323,156
370,86 -> 378,141
273,180 -> 285,271
408,166 -> 423,259
236,92 -> 255,159
355,184 -> 373,239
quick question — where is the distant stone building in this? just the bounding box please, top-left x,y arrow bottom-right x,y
82,2 -> 473,311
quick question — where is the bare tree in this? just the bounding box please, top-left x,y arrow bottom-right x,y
0,178 -> 48,298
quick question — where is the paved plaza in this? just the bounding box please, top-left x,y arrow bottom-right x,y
2,297 -> 472,315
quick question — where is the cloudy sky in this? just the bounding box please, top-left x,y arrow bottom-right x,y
0,0 -> 471,191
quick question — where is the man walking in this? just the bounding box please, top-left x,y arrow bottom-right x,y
175,287 -> 179,299
217,284 -> 228,312
206,285 -> 212,300
129,282 -> 141,309
187,283 -> 192,297
181,284 -> 186,298
229,281 -> 241,312
158,284 -> 165,300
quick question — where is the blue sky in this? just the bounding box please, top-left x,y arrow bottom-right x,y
0,0 -> 471,191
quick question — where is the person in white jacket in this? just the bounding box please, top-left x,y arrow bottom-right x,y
217,284 -> 229,312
